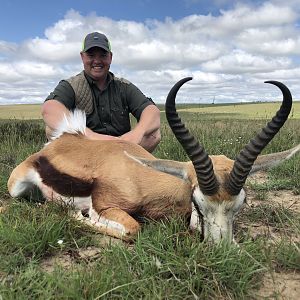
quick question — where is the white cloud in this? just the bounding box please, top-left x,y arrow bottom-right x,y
218,2 -> 297,30
202,49 -> 291,73
236,27 -> 300,55
0,1 -> 300,105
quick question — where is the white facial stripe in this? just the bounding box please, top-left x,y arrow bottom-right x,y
191,186 -> 245,242
189,203 -> 201,231
208,202 -> 233,241
192,186 -> 205,210
231,189 -> 246,215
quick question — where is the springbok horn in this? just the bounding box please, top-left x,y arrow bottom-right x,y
165,77 -> 219,195
226,81 -> 293,195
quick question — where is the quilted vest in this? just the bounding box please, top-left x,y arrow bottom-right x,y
66,71 -> 94,114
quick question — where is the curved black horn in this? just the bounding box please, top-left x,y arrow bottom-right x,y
226,81 -> 293,195
165,77 -> 219,195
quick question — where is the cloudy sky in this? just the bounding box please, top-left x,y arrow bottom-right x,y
0,0 -> 299,105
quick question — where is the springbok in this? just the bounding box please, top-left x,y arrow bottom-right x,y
7,78 -> 299,243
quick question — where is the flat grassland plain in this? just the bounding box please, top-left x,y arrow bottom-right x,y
0,102 -> 299,299
1,101 -> 300,119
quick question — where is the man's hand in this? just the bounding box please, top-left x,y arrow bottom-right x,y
85,128 -> 119,141
120,127 -> 161,153
120,105 -> 161,152
120,128 -> 144,145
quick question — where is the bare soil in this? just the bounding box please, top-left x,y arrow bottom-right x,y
254,272 -> 300,300
246,172 -> 300,300
2,171 -> 299,298
39,235 -> 123,273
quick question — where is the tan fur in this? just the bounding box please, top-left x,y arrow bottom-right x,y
8,133 -> 193,240
8,132 -> 299,241
209,156 -> 235,202
7,155 -> 38,195
183,156 -> 234,202
97,208 -> 141,240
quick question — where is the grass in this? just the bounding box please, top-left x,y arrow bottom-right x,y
0,201 -> 95,272
0,212 -> 268,299
2,101 -> 300,121
247,155 -> 300,194
175,101 -> 300,120
0,105 -> 42,120
0,104 -> 300,299
240,203 -> 299,229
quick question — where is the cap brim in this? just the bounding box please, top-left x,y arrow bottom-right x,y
83,42 -> 110,52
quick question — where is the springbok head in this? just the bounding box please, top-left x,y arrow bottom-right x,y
165,77 -> 293,242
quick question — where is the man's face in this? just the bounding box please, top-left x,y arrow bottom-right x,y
80,47 -> 112,81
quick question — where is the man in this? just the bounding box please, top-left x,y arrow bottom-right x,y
42,32 -> 161,152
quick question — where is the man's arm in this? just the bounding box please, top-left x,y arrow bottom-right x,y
120,105 -> 161,152
42,100 -> 118,141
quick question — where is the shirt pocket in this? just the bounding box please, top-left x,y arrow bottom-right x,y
110,107 -> 131,134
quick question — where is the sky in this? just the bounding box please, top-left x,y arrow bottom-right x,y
0,0 -> 300,105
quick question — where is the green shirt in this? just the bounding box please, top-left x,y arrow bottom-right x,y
45,71 -> 155,136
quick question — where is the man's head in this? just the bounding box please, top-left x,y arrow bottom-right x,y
80,32 -> 112,82
82,32 -> 111,53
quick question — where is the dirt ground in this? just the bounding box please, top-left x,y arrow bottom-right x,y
246,172 -> 300,300
2,171 -> 299,299
39,235 -> 123,273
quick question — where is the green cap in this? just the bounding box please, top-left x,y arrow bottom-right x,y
82,32 -> 111,52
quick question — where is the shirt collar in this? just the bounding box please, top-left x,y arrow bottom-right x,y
83,71 -> 114,89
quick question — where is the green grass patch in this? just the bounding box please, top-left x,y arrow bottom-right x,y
174,101 -> 300,120
0,107 -> 299,298
0,201 -> 96,273
0,104 -> 43,120
0,217 -> 268,299
2,102 -> 300,120
241,204 -> 299,230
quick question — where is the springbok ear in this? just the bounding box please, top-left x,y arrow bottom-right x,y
124,152 -> 188,181
250,144 -> 300,175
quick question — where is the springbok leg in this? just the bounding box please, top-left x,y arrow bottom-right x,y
79,207 -> 141,241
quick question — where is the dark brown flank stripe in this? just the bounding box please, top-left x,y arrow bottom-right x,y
33,156 -> 93,197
